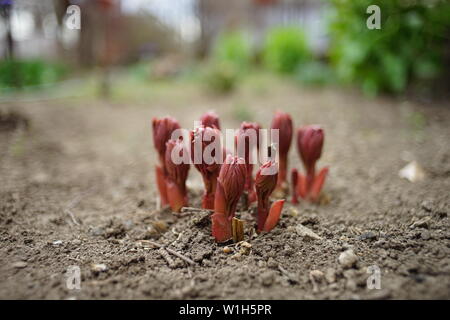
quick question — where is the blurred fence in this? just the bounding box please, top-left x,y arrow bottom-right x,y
0,0 -> 328,63
196,0 -> 327,56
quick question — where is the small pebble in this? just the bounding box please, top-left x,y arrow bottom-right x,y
91,263 -> 108,272
338,249 -> 358,268
420,230 -> 431,240
358,232 -> 377,241
260,271 -> 275,287
223,246 -> 232,254
289,207 -> 299,217
295,224 -> 322,240
12,261 -> 27,269
238,241 -> 252,255
309,270 -> 324,282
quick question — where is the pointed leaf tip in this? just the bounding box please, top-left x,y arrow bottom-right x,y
263,199 -> 285,232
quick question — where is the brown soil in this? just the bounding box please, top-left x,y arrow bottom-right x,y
0,82 -> 449,299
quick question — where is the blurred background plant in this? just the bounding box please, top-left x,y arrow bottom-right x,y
204,61 -> 240,94
0,59 -> 67,90
0,0 -> 449,98
295,61 -> 336,87
263,26 -> 312,74
203,31 -> 251,94
328,0 -> 450,96
212,31 -> 252,71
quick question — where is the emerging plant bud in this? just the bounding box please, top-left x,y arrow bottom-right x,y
164,139 -> 190,212
236,121 -> 261,203
152,116 -> 181,165
190,126 -> 223,209
211,155 -> 246,242
271,111 -> 293,192
200,111 -> 221,130
293,125 -> 328,202
255,161 -> 285,232
297,125 -> 323,174
152,116 -> 181,206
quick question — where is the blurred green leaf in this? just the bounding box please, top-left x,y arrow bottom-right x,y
212,31 -> 252,71
295,61 -> 336,87
0,59 -> 67,89
263,27 -> 312,74
204,61 -> 239,94
328,0 -> 450,96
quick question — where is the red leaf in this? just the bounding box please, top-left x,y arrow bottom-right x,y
211,211 -> 232,243
212,181 -> 231,241
263,199 -> 285,232
297,172 -> 308,199
213,181 -> 226,217
202,191 -> 215,210
309,167 -> 328,202
165,180 -> 186,212
211,156 -> 246,242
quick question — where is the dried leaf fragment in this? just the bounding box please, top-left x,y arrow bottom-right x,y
232,217 -> 244,243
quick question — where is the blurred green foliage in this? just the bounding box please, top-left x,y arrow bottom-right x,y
204,61 -> 239,94
128,61 -> 151,82
263,27 -> 312,74
0,60 -> 67,89
295,61 -> 336,87
212,31 -> 252,70
205,31 -> 252,94
329,0 -> 450,96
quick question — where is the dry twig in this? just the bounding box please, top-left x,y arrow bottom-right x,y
137,240 -> 196,266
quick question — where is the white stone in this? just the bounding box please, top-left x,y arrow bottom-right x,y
338,249 -> 358,268
399,161 -> 425,182
295,224 -> 322,240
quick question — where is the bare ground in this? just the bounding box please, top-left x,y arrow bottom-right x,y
0,80 -> 449,299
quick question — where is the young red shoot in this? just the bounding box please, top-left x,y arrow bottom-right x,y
255,161 -> 285,233
152,116 -> 181,206
200,111 -> 221,130
293,125 -> 328,202
190,126 -> 223,209
270,111 -> 293,194
211,155 -> 246,242
236,121 -> 261,203
164,139 -> 190,212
